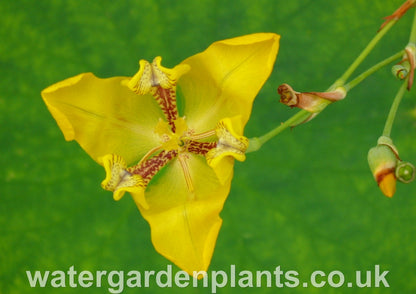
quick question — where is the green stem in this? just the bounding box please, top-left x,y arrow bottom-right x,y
382,79 -> 408,137
247,6 -> 412,153
247,110 -> 310,153
382,8 -> 416,138
344,50 -> 404,91
409,8 -> 416,44
331,20 -> 397,90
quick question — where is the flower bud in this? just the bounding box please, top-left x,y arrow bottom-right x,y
391,45 -> 415,89
278,83 -> 346,112
277,83 -> 346,126
367,137 -> 399,198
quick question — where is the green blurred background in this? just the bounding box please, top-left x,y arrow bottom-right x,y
1,0 -> 415,293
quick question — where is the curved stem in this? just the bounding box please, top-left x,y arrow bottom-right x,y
382,8 -> 416,138
331,20 -> 397,90
409,8 -> 416,44
382,78 -> 408,137
189,129 -> 216,140
344,50 -> 404,91
247,5 -> 410,153
247,110 -> 310,153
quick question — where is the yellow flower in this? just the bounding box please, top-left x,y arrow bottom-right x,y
41,33 -> 280,275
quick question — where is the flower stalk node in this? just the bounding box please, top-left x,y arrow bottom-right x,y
377,136 -> 400,158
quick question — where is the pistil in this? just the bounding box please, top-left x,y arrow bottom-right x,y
188,129 -> 216,140
178,154 -> 195,195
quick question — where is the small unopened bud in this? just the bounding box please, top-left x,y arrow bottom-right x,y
391,45 -> 415,89
277,84 -> 346,126
278,84 -> 346,112
368,137 -> 399,198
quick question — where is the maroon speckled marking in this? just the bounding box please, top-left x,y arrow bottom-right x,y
154,86 -> 178,132
128,150 -> 178,185
187,141 -> 217,155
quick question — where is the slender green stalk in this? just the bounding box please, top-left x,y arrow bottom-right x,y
382,79 -> 408,137
409,8 -> 416,44
247,110 -> 310,153
247,5 -> 415,153
331,20 -> 397,90
247,19 -> 400,153
382,8 -> 416,137
344,50 -> 404,91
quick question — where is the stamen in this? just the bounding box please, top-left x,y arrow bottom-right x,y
137,145 -> 163,167
178,154 -> 195,195
189,129 -> 216,140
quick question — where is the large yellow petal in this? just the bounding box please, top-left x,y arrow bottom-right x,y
178,33 -> 280,132
41,73 -> 164,165
137,153 -> 233,275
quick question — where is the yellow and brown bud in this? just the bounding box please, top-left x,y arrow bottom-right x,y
367,136 -> 400,198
